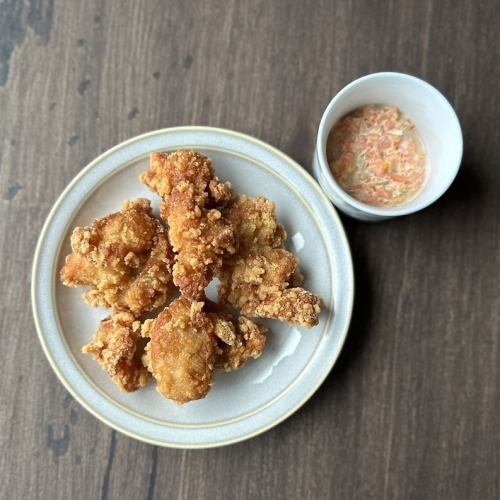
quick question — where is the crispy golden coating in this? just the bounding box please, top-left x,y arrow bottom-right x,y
248,288 -> 322,327
215,315 -> 267,372
164,186 -> 236,298
142,298 -> 217,404
60,199 -> 174,316
205,301 -> 267,371
141,150 -> 232,207
82,312 -> 150,392
223,195 -> 287,251
141,151 -> 237,299
220,196 -> 322,328
223,247 -> 301,301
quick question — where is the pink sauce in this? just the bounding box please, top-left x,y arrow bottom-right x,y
327,105 -> 427,208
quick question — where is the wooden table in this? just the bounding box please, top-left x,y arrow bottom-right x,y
1,1 -> 499,498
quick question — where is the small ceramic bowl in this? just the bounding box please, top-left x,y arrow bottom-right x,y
312,72 -> 463,221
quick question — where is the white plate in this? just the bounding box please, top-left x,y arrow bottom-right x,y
32,127 -> 354,448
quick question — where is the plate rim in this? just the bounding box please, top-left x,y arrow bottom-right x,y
31,126 -> 355,448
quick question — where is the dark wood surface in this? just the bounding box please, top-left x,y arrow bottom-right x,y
1,0 -> 499,498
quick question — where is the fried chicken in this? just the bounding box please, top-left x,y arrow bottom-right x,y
60,199 -> 174,316
140,151 -> 237,299
141,298 -> 218,404
205,300 -> 267,372
220,196 -> 322,328
164,186 -> 236,299
140,297 -> 267,403
222,194 -> 287,251
60,150 -> 324,404
214,315 -> 267,372
82,312 -> 150,392
141,150 -> 232,206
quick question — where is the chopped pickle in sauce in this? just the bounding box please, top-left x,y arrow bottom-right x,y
327,105 -> 427,208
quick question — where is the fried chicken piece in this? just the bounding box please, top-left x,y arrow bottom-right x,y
249,288 -> 322,327
220,248 -> 321,328
220,196 -> 322,328
60,199 -> 174,316
140,151 -> 237,299
82,312 -> 150,392
223,195 -> 287,251
141,150 -> 232,207
215,315 -> 267,372
205,300 -> 267,371
141,298 -> 217,404
164,186 -> 236,298
222,247 -> 300,304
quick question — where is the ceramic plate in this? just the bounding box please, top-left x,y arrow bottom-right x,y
32,127 -> 354,448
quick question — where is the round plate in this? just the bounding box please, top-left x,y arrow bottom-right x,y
32,127 -> 354,448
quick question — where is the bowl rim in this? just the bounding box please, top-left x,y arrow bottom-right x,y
316,71 -> 463,217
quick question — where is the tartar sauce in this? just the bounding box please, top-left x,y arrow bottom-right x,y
327,105 -> 426,208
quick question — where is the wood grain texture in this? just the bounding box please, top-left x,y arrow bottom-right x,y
1,0 -> 499,498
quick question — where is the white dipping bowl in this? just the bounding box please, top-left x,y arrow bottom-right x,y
313,72 -> 463,221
